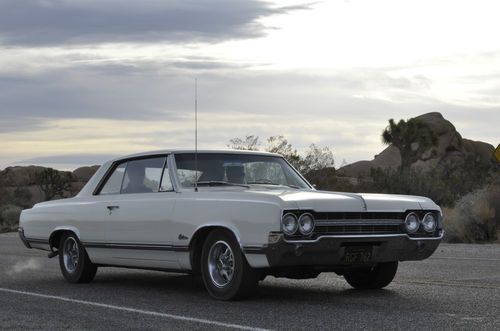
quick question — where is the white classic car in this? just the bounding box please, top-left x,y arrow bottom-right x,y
19,150 -> 443,300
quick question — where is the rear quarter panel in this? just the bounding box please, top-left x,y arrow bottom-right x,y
20,196 -> 108,246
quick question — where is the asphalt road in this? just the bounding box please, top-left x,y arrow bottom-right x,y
1,232 -> 499,330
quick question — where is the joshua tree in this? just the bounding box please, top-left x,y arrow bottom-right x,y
382,118 -> 437,172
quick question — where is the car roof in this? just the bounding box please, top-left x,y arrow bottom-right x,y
110,149 -> 282,162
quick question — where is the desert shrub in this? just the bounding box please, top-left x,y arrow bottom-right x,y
37,168 -> 74,200
0,204 -> 22,232
12,187 -> 33,208
304,168 -> 337,190
0,186 -> 12,205
443,186 -> 499,243
368,156 -> 495,206
228,135 -> 334,175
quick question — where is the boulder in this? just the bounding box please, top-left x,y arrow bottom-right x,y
72,166 -> 100,182
338,112 -> 494,177
0,166 -> 48,187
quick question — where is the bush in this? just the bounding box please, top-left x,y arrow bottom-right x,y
443,186 -> 499,243
12,187 -> 33,208
367,156 -> 495,207
0,204 -> 22,233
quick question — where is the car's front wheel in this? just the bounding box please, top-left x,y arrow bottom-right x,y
58,232 -> 97,283
201,229 -> 259,300
344,261 -> 398,289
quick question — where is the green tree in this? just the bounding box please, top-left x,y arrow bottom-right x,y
382,118 -> 437,171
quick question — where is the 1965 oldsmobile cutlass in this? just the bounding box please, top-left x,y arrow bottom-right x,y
19,150 -> 443,300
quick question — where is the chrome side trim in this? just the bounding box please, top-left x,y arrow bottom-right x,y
83,242 -> 189,252
24,237 -> 50,244
283,230 -> 444,244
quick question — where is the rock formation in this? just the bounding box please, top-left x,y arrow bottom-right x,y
338,112 -> 495,177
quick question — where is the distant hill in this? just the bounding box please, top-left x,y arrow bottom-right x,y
0,165 -> 100,232
338,112 -> 495,177
0,165 -> 99,204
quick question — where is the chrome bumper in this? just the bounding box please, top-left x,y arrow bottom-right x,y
247,230 -> 444,267
18,227 -> 32,249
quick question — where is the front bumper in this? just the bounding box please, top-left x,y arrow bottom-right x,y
247,230 -> 443,267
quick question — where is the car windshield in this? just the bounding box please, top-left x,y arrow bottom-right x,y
174,153 -> 311,189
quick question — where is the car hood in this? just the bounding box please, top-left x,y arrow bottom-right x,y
248,188 -> 440,212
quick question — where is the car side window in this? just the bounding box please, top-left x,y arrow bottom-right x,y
121,157 -> 165,194
99,163 -> 126,195
160,161 -> 174,192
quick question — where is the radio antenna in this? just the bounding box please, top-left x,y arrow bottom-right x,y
194,78 -> 198,192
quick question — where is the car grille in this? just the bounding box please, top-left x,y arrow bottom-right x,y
315,223 -> 403,235
313,212 -> 405,236
312,212 -> 405,221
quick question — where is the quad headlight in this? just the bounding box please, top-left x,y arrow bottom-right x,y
298,213 -> 315,235
404,212 -> 420,233
281,213 -> 298,235
422,212 -> 437,232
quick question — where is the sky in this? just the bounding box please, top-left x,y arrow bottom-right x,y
0,0 -> 499,170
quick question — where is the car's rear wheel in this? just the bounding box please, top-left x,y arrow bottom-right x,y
58,232 -> 97,283
344,261 -> 398,289
201,229 -> 258,300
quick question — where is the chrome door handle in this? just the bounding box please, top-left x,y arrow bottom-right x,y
106,205 -> 120,212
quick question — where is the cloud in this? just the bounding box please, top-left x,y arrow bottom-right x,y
0,42 -> 498,169
0,0 -> 311,46
0,60 -> 425,124
1,58 -> 498,167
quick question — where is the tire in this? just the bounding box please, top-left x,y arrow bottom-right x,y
201,229 -> 258,300
58,232 -> 97,283
344,261 -> 398,289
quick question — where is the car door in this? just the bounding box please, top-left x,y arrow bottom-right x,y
104,155 -> 180,269
82,161 -> 127,265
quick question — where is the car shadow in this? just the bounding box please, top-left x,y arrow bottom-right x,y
93,269 -> 207,293
86,268 -> 404,305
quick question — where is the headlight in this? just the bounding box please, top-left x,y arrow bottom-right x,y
404,212 -> 420,233
282,213 -> 298,235
298,213 -> 315,235
422,212 -> 437,232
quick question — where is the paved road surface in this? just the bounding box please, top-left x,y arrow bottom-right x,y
1,232 -> 499,330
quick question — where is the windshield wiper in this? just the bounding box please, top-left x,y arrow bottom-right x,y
247,181 -> 300,189
195,181 -> 250,188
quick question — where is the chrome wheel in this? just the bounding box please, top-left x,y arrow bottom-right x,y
63,237 -> 79,273
208,240 -> 235,288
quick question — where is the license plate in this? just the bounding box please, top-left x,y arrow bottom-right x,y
342,246 -> 372,263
